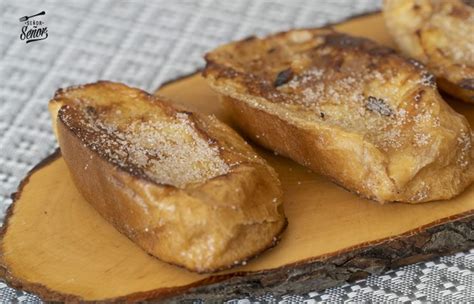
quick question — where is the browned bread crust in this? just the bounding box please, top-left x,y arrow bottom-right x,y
203,29 -> 474,203
384,0 -> 474,103
48,81 -> 286,273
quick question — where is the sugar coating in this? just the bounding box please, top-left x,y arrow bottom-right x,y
277,63 -> 438,152
63,107 -> 230,188
245,34 -> 445,153
457,131 -> 472,168
209,28 -> 473,179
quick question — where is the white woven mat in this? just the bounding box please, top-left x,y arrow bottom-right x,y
1,0 -> 473,302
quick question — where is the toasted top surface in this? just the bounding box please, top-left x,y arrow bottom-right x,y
204,29 -> 468,153
53,81 -> 230,188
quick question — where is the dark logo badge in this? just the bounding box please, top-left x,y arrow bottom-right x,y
19,11 -> 48,44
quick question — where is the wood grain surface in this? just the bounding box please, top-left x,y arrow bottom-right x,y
0,12 -> 473,302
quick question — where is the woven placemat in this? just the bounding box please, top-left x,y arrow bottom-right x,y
1,0 -> 473,302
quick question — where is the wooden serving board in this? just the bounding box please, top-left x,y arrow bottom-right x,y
1,13 -> 474,303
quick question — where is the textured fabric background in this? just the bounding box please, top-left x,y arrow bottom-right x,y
1,0 -> 473,302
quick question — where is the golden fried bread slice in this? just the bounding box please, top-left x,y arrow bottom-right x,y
384,0 -> 474,103
203,29 -> 474,203
48,81 -> 286,273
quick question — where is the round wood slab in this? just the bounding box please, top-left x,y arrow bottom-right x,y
1,13 -> 473,302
